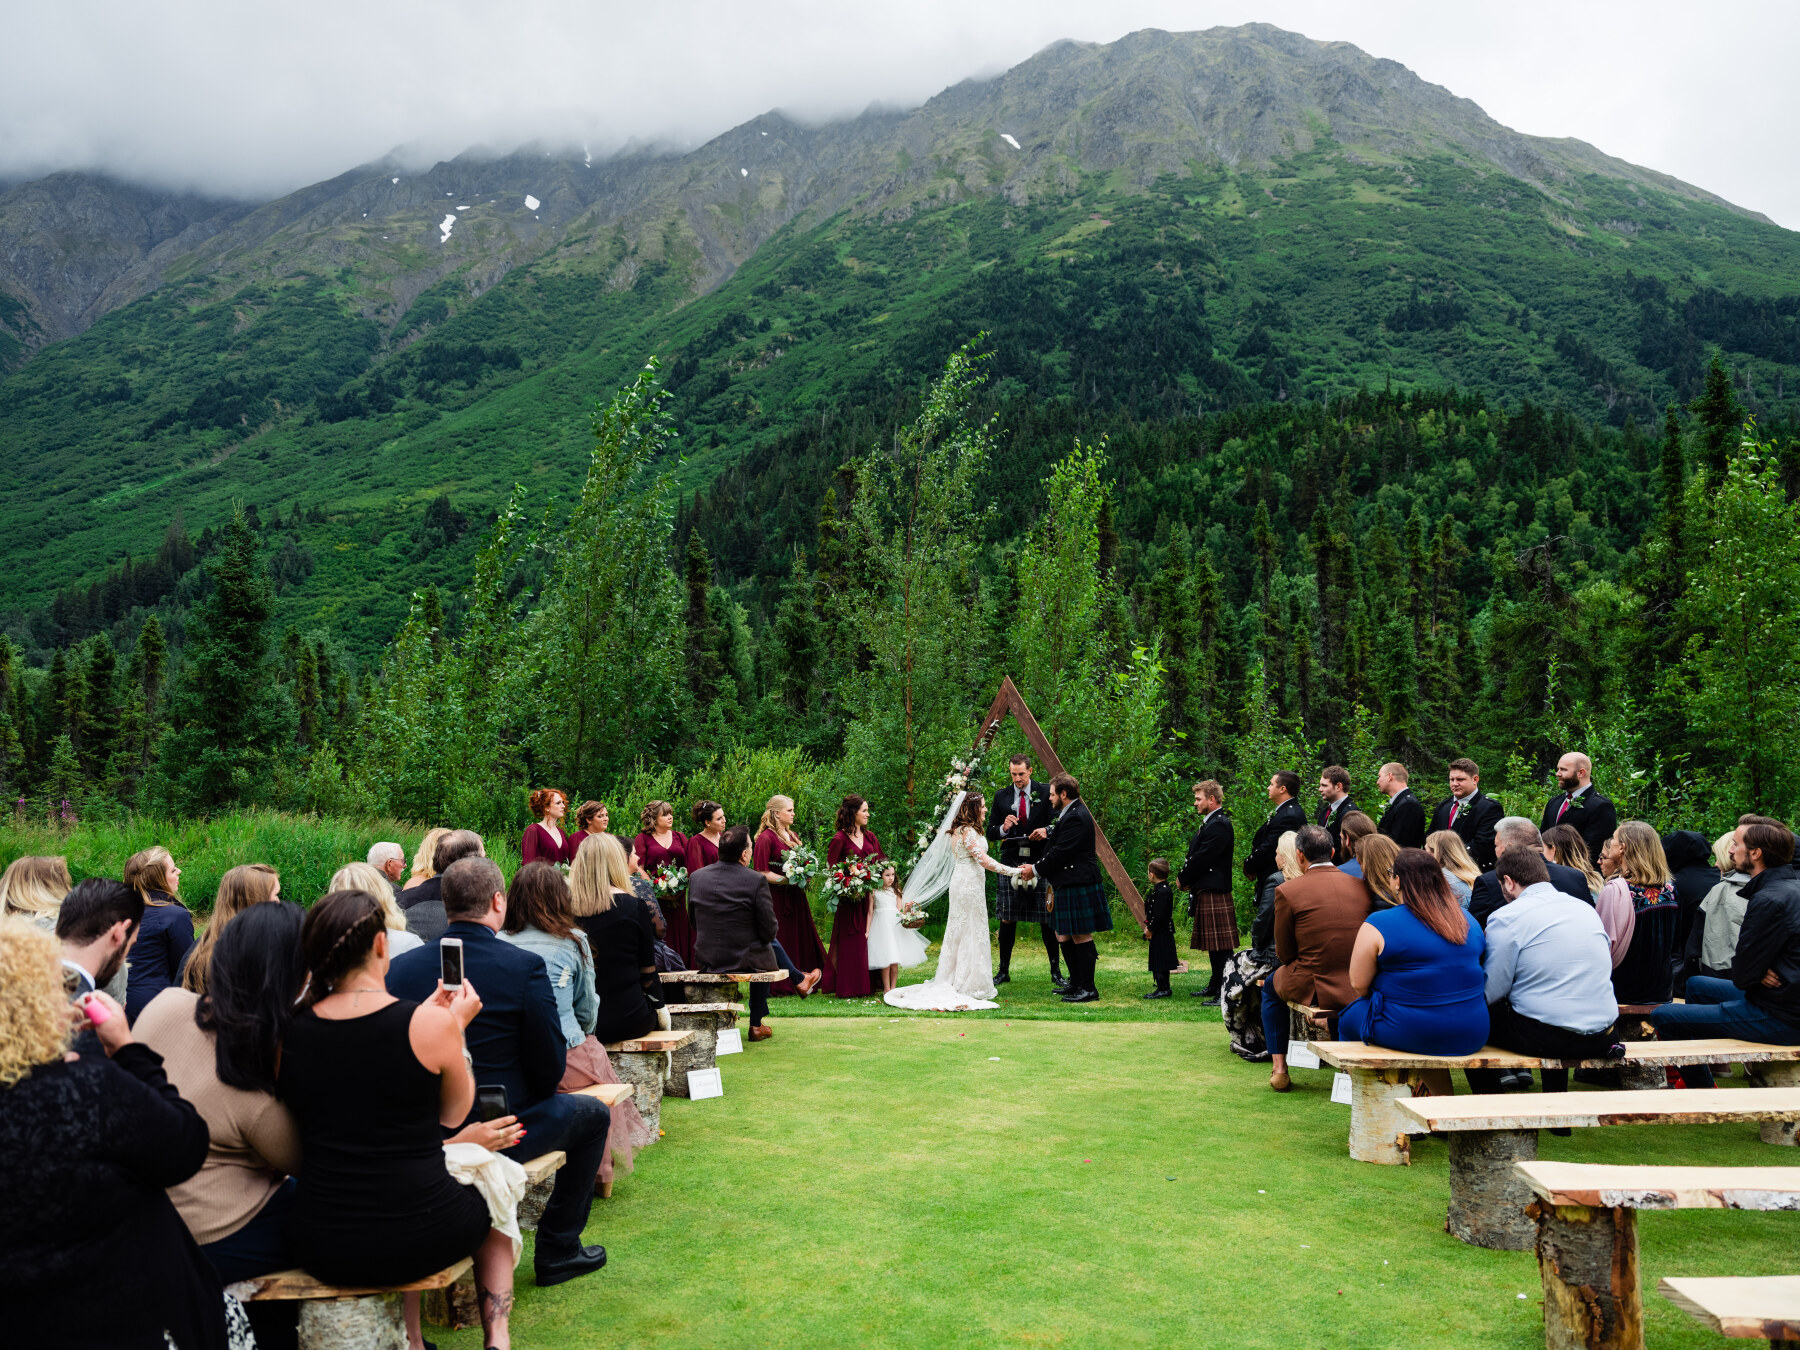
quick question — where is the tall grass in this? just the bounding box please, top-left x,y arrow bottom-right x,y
0,810 -> 523,915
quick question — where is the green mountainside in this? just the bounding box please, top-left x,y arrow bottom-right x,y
3,23 -> 1799,664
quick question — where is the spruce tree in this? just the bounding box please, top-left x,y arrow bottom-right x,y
296,643 -> 321,748
45,733 -> 84,822
684,532 -> 724,701
1152,525 -> 1198,742
772,551 -> 821,718
82,637 -> 120,779
0,638 -> 21,794
419,587 -> 446,655
137,615 -> 167,711
1689,355 -> 1744,484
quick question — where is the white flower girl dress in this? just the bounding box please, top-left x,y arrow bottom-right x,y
866,884 -> 929,972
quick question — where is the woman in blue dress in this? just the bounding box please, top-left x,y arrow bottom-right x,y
1337,848 -> 1489,1057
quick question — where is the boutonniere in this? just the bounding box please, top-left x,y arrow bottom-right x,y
1568,796 -> 1587,812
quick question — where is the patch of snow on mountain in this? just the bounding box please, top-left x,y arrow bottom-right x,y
524,194 -> 540,211
1000,133 -> 1021,150
391,177 -> 399,184
740,168 -> 748,177
439,214 -> 456,242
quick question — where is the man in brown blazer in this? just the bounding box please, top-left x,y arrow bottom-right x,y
687,825 -> 819,1041
1265,824 -> 1372,1091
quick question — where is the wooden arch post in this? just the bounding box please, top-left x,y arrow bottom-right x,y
972,676 -> 1146,926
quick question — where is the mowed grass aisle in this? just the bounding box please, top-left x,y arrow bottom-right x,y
443,1018 -> 1796,1350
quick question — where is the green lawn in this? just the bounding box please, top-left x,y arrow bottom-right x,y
444,1015 -> 1797,1349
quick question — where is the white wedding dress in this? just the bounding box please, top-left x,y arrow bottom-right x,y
884,827 -> 1019,1011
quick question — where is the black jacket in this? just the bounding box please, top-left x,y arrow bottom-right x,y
398,876 -> 448,944
1731,864 -> 1800,1025
1244,798 -> 1308,881
1145,881 -> 1174,937
1469,860 -> 1593,929
1377,788 -> 1427,850
988,779 -> 1052,867
1663,830 -> 1719,968
388,921 -> 566,1117
1038,799 -> 1103,889
1179,809 -> 1235,895
1429,791 -> 1505,870
1541,787 -> 1618,863
687,861 -> 779,973
1317,797 -> 1356,860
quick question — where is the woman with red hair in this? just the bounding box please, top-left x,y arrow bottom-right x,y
522,788 -> 575,866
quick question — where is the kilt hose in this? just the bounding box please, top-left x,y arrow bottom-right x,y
1048,880 -> 1113,936
1188,890 -> 1239,951
995,873 -> 1049,924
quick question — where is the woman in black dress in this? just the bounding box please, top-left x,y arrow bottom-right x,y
569,833 -> 661,1045
279,891 -> 517,1350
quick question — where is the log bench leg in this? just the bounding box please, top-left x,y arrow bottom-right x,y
298,1292 -> 408,1350
517,1174 -> 557,1231
1346,1066 -> 1453,1164
1533,1202 -> 1641,1350
668,1008 -> 732,1085
422,1273 -> 479,1332
1446,1129 -> 1539,1250
1751,1062 -> 1800,1145
608,1049 -> 667,1128
1618,1062 -> 1667,1091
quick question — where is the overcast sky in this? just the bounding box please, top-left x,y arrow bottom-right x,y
7,0 -> 1797,228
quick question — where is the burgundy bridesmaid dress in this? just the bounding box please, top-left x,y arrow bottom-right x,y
755,827 -> 831,995
635,830 -> 693,968
825,829 -> 885,999
522,822 -> 572,866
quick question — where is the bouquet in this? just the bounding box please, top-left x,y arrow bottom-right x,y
781,842 -> 821,889
823,856 -> 881,913
652,862 -> 688,898
896,896 -> 932,929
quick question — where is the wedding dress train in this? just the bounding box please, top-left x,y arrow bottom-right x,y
884,827 -> 1019,1011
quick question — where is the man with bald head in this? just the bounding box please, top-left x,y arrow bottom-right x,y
1541,752 -> 1617,864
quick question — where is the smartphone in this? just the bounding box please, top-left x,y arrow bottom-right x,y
476,1084 -> 509,1122
80,993 -> 112,1026
440,937 -> 464,990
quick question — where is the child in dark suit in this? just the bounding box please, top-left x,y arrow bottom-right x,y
1144,858 -> 1176,999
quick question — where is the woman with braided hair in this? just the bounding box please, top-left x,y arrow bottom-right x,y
278,890 -> 520,1350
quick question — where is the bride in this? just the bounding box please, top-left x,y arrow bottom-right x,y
884,791 -> 1023,1011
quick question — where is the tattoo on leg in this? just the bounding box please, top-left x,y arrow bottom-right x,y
481,1288 -> 515,1325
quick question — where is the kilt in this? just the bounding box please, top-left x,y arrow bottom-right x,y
996,873 -> 1049,924
1188,890 -> 1239,951
1048,880 -> 1113,936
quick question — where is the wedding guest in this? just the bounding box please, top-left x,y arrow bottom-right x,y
637,800 -> 692,964
1266,825 -> 1371,1092
1425,830 -> 1479,907
123,845 -> 194,1024
1469,818 -> 1592,928
1684,830 -> 1752,983
1338,850 -> 1488,1056
398,828 -> 485,944
0,854 -> 71,921
1179,779 -> 1235,1003
1,917 -> 228,1350
825,795 -> 884,999
522,787 -> 574,866
690,825 -> 820,1041
574,800 -> 610,841
330,862 -> 425,958
866,863 -> 928,992
756,794 -> 831,995
367,842 -> 407,894
1663,829 -> 1720,992
1336,811 -> 1376,879
568,839 -> 659,1047
402,827 -> 450,892
181,863 -> 280,995
1143,858 -> 1177,999
1355,834 -> 1402,908
136,902 -> 305,1350
1543,824 -> 1604,896
1602,821 -> 1680,1004
282,891 -> 519,1349
55,878 -> 143,1014
1220,831 -> 1303,1061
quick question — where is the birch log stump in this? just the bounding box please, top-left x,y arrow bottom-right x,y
297,1294 -> 408,1350
1755,1062 -> 1800,1144
1532,1202 -> 1643,1350
1446,1129 -> 1539,1249
1346,1066 -> 1455,1164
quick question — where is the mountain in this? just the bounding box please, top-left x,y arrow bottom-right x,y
2,23 -> 1798,657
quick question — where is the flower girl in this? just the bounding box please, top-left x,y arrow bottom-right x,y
866,864 -> 930,992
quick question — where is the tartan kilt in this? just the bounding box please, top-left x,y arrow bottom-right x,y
1188,890 -> 1239,951
1048,880 -> 1113,936
996,873 -> 1049,924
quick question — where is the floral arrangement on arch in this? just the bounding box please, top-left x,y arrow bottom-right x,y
652,862 -> 688,898
823,855 -> 882,913
899,748 -> 988,879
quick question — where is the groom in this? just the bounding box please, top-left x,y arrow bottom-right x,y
1019,772 -> 1110,1004
988,753 -> 1063,989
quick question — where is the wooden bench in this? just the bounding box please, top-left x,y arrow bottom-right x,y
1514,1162 -> 1800,1349
1315,1039 -> 1800,1165
572,1081 -> 641,1199
231,1257 -> 473,1348
424,1149 -> 567,1330
1660,1276 -> 1800,1347
1393,1090 -> 1800,1250
604,1027 -> 697,1125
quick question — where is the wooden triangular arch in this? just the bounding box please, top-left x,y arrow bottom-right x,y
973,677 -> 1146,926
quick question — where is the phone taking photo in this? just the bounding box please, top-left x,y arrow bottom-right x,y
440,937 -> 464,990
476,1084 -> 509,1122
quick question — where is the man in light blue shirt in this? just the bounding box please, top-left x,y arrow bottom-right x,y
1465,849 -> 1620,1098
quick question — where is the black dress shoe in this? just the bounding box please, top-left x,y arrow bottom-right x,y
1196,994 -> 1221,1006
993,971 -> 1011,985
1050,974 -> 1070,991
1190,987 -> 1220,999
536,1244 -> 607,1286
1143,988 -> 1171,1000
1060,988 -> 1099,1003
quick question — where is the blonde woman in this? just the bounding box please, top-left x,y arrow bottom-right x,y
1598,821 -> 1679,1003
1356,834 -> 1403,909
329,861 -> 424,956
1543,824 -> 1604,896
570,835 -> 662,1046
122,846 -> 193,1024
402,827 -> 450,891
754,794 -> 829,993
181,863 -> 280,995
1424,831 -> 1479,907
0,855 -> 72,923
1,917 -> 229,1347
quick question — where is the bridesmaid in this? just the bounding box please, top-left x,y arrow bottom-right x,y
573,800 -> 610,849
678,801 -> 725,969
824,795 -> 884,999
633,800 -> 691,965
521,788 -> 573,866
754,794 -> 832,996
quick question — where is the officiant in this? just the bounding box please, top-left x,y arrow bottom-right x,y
988,754 -> 1062,989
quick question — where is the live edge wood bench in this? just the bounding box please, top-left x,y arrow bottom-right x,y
423,1148 -> 572,1331
231,1257 -> 473,1349
1512,1161 -> 1800,1350
1660,1276 -> 1800,1348
1315,1039 -> 1800,1166
603,1026 -> 697,1129
658,970 -> 785,1089
1394,1089 -> 1800,1251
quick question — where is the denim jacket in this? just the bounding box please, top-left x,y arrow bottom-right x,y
500,924 -> 599,1048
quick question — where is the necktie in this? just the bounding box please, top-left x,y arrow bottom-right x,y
1556,796 -> 1571,822
1449,799 -> 1460,827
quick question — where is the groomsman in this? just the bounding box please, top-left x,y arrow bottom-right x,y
1375,762 -> 1427,849
1540,751 -> 1618,864
1429,757 -> 1505,870
988,753 -> 1059,988
1179,779 -> 1236,1003
1315,766 -> 1355,861
1244,771 -> 1307,905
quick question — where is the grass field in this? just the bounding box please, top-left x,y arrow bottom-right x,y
441,1016 -> 1797,1350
